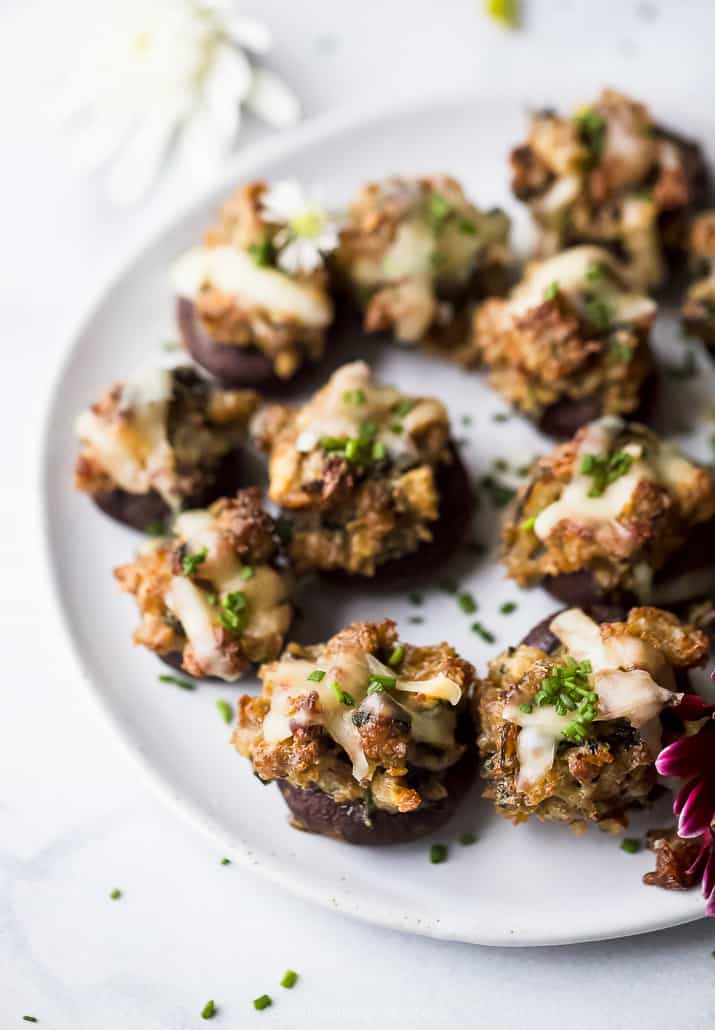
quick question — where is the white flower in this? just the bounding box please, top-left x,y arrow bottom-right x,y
262,180 -> 341,274
10,0 -> 300,205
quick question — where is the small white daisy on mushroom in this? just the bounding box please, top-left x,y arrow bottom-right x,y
261,180 -> 342,274
11,0 -> 300,205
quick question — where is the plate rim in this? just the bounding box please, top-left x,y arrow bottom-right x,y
38,89 -> 708,946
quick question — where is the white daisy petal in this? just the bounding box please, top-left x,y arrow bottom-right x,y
222,15 -> 273,54
107,103 -> 184,205
262,179 -> 306,223
203,44 -> 252,143
177,104 -> 233,180
58,108 -> 137,173
244,67 -> 301,128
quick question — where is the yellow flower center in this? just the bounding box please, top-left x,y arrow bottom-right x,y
290,209 -> 323,239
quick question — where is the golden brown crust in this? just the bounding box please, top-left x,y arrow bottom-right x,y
502,422 -> 715,593
476,607 -> 705,827
233,620 -> 474,812
511,89 -> 707,289
336,175 -> 510,362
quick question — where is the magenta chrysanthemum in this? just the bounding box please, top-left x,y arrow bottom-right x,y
655,691 -> 715,915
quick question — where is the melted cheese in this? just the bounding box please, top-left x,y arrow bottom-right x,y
261,642 -> 462,782
75,366 -> 178,506
166,509 -> 290,678
503,608 -> 678,787
292,361 -> 447,463
533,417 -> 699,544
170,245 -> 332,328
508,245 -> 656,322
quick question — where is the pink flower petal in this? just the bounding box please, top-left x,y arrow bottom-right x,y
678,778 -> 715,839
674,777 -> 699,816
674,694 -> 715,721
702,835 -> 715,902
656,727 -> 715,777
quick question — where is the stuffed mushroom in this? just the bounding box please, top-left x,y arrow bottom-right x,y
251,361 -> 474,578
477,605 -> 708,830
682,210 -> 715,349
114,488 -> 293,681
511,88 -> 708,290
335,175 -> 511,363
74,365 -> 258,531
502,416 -> 715,606
171,180 -> 337,385
473,246 -> 656,437
233,619 -> 476,844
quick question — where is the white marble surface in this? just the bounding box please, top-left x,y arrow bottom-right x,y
4,1 -> 715,1026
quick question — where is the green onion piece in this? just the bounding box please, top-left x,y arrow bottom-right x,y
182,547 -> 208,577
429,194 -> 451,231
387,645 -> 405,667
574,107 -> 606,165
493,412 -> 510,422
330,682 -> 355,706
580,449 -> 633,497
216,700 -> 233,725
471,622 -> 495,644
207,592 -> 218,607
248,239 -> 275,267
367,673 -> 396,695
430,843 -> 448,864
254,995 -> 272,1011
459,833 -> 477,846
372,441 -> 386,460
408,615 -> 424,624
459,218 -> 478,235
583,296 -> 614,333
342,388 -> 366,405
219,591 -> 248,634
393,399 -> 415,418
620,838 -> 641,854
158,674 -> 196,691
480,475 -> 515,508
144,521 -> 167,537
307,669 -> 326,682
240,566 -> 255,580
457,591 -> 477,614
500,601 -> 517,615
543,280 -> 560,301
461,414 -> 473,426
110,888 -> 122,900
280,969 -> 299,989
408,592 -> 423,606
201,999 -> 217,1020
519,703 -> 533,714
585,260 -> 606,283
220,857 -> 231,865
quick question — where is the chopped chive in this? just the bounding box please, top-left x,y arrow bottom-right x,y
520,515 -> 537,532
144,521 -> 167,537
158,674 -> 196,691
457,591 -> 477,614
388,644 -> 405,667
330,682 -> 355,706
393,399 -> 415,418
201,999 -> 217,1020
500,601 -> 517,615
471,622 -> 496,644
543,280 -> 560,301
461,414 -> 473,426
248,239 -> 275,267
342,388 -> 366,405
480,475 -> 515,508
459,218 -> 478,235
440,578 -> 458,594
220,857 -> 231,865
583,296 -> 614,333
485,0 -> 520,29
430,843 -> 448,864
367,674 -> 396,695
216,699 -> 233,725
182,546 -> 208,577
408,592 -> 423,606
280,969 -> 299,989
307,669 -> 325,682
254,995 -> 272,1011
519,703 -> 533,714
110,888 -> 122,900
240,566 -> 255,580
492,411 -> 510,422
429,193 -> 451,226
207,591 -> 218,607
408,615 -> 424,624
459,832 -> 477,846
620,838 -> 641,854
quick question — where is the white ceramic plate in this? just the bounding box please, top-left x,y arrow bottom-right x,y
42,94 -> 715,946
